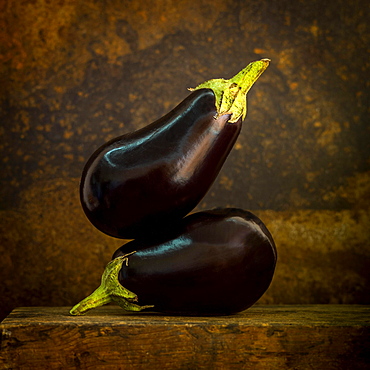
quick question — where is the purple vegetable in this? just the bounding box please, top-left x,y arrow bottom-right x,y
80,60 -> 270,239
71,208 -> 277,316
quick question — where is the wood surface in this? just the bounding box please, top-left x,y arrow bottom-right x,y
1,305 -> 369,369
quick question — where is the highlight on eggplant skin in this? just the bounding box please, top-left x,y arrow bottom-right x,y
112,208 -> 277,315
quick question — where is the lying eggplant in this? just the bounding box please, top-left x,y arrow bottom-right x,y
70,208 -> 277,316
80,60 -> 270,239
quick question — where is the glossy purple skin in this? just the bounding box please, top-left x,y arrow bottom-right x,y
112,208 -> 277,315
80,89 -> 241,239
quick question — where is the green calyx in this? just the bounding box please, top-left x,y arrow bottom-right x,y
70,252 -> 153,315
190,58 -> 270,123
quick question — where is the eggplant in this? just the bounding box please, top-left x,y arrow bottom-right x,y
70,208 -> 277,316
80,60 -> 270,239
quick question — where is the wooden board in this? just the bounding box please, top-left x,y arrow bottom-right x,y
1,305 -> 369,369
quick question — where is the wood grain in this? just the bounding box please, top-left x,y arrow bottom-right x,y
1,305 -> 369,369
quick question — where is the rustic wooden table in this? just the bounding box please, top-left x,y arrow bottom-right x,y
1,305 -> 369,369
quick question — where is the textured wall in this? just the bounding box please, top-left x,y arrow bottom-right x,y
1,0 -> 369,321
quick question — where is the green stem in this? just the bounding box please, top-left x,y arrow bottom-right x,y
70,285 -> 112,315
70,253 -> 154,316
190,58 -> 270,123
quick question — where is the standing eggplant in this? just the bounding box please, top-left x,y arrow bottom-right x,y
70,208 -> 277,316
80,60 -> 270,239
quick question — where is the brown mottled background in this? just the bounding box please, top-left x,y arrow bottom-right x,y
1,0 -> 369,321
